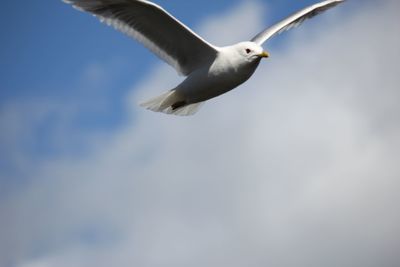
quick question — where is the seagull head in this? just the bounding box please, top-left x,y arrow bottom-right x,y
236,42 -> 269,62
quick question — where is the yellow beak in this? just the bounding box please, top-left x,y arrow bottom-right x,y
259,51 -> 270,58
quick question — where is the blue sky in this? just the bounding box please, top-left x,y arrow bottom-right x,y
0,0 -> 348,108
0,0 -> 347,178
2,1 -> 400,267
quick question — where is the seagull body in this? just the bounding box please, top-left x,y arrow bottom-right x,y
64,0 -> 344,116
174,42 -> 265,106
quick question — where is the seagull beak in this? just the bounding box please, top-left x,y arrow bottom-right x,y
259,51 -> 270,58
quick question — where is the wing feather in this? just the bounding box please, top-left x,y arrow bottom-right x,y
64,0 -> 218,76
251,0 -> 344,45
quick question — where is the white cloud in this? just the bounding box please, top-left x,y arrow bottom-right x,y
2,0 -> 400,267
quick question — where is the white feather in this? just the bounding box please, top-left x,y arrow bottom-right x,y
251,0 -> 345,45
63,0 -> 218,76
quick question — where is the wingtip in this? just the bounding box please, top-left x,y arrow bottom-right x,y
62,0 -> 85,12
332,0 -> 346,5
334,0 -> 346,8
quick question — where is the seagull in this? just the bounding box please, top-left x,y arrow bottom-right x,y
64,0 -> 344,116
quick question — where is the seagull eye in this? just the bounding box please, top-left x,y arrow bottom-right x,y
245,48 -> 251,54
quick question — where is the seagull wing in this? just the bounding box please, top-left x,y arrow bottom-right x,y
64,0 -> 218,76
251,0 -> 344,45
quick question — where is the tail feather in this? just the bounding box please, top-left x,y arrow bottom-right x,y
140,90 -> 176,112
140,90 -> 204,116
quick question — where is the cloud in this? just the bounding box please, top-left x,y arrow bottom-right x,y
2,0 -> 400,267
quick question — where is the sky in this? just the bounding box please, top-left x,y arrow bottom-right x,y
1,0 -> 400,266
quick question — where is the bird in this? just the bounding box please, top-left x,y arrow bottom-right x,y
64,0 -> 344,116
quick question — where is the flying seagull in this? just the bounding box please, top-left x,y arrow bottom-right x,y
64,0 -> 344,116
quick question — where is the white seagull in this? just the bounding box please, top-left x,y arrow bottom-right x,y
64,0 -> 344,116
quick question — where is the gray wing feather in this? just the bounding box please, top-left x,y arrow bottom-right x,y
251,0 -> 344,45
64,0 -> 218,76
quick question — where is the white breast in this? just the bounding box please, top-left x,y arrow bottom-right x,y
176,47 -> 261,103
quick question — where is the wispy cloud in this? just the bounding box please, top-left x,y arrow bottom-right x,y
2,0 -> 400,266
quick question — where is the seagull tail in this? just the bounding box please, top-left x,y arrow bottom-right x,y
140,90 -> 204,116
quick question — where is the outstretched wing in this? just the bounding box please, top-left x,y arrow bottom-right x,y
64,0 -> 218,76
251,0 -> 344,45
